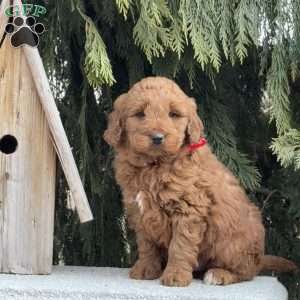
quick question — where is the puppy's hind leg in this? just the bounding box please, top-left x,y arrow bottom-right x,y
203,252 -> 262,285
203,268 -> 241,285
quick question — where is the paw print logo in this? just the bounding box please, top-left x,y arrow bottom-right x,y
5,16 -> 45,48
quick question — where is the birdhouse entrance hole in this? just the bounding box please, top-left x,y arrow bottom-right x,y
0,135 -> 18,154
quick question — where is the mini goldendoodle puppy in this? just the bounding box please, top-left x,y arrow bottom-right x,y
104,77 -> 297,286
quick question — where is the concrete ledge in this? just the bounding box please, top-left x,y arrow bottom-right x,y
0,266 -> 287,300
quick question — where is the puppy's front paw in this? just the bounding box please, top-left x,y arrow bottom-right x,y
130,259 -> 162,280
160,268 -> 192,287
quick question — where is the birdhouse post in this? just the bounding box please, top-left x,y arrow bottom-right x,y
0,0 -> 93,275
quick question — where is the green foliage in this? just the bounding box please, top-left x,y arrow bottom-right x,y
78,7 -> 115,87
131,0 -> 262,70
267,44 -> 291,135
203,97 -> 261,190
218,0 -> 235,62
179,0 -> 221,70
133,0 -> 172,62
262,0 -> 300,172
116,0 -> 132,20
271,129 -> 300,169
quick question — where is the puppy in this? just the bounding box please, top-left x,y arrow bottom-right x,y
104,77 -> 297,286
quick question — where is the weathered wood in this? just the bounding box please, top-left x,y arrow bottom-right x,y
14,0 -> 93,223
23,47 -> 93,223
0,37 -> 56,274
0,0 -> 92,274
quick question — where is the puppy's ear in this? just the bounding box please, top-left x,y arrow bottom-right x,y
186,98 -> 204,144
103,94 -> 126,148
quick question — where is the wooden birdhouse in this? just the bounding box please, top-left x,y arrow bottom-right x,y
0,0 -> 93,275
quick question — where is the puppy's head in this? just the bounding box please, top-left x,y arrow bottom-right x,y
104,77 -> 204,157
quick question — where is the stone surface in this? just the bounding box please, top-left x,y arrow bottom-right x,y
0,266 -> 287,300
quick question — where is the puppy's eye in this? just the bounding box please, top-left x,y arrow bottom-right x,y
134,111 -> 145,118
169,111 -> 181,118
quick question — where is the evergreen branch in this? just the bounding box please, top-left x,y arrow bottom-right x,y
169,18 -> 185,58
116,0 -> 132,20
234,0 -> 252,63
270,129 -> 300,169
179,0 -> 221,71
219,0 -> 235,61
202,96 -> 261,190
290,0 -> 300,81
266,44 -> 291,135
133,0 -> 172,62
78,7 -> 116,87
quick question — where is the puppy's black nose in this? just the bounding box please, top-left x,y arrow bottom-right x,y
152,133 -> 164,145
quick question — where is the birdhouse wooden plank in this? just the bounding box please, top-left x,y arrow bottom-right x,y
0,37 -> 56,274
0,0 -> 93,275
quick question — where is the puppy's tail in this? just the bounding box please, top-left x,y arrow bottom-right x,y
261,255 -> 298,273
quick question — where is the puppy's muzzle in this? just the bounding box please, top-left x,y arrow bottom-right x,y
152,133 -> 165,145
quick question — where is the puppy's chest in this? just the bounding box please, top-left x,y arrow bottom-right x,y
123,163 -> 208,246
136,167 -> 182,210
132,166 -> 201,246
135,191 -> 172,247
135,166 -> 186,213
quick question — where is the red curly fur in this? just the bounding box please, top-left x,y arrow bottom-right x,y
104,77 -> 297,286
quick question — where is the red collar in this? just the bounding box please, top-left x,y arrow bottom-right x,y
187,137 -> 207,153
